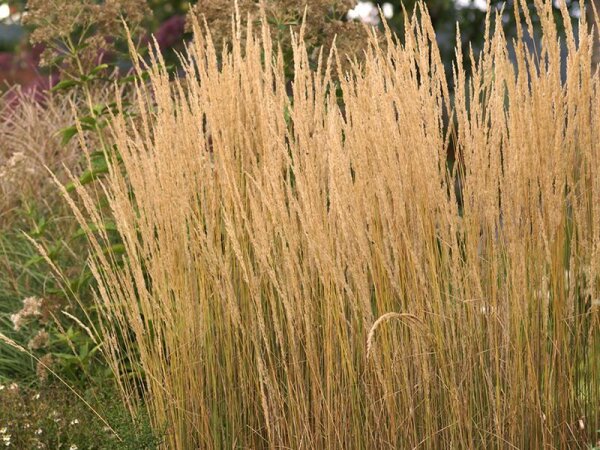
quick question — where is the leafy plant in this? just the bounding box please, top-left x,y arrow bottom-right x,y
0,382 -> 161,449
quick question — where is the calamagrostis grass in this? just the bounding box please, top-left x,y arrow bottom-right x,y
59,1 -> 599,448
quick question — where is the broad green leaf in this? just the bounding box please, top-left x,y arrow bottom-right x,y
59,125 -> 79,145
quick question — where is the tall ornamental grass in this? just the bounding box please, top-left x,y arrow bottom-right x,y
60,1 -> 599,448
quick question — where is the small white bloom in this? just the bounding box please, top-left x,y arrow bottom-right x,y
473,0 -> 488,10
354,1 -> 374,17
382,3 -> 394,19
33,393 -> 40,400
0,2 -> 21,23
70,419 -> 79,425
69,445 -> 78,450
347,1 -> 380,26
0,4 -> 10,22
9,314 -> 22,331
454,0 -> 488,11
0,385 -> 4,391
35,428 -> 42,435
0,429 -> 6,435
570,3 -> 580,18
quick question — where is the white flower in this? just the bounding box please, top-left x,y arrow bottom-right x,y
347,1 -> 380,26
9,314 -> 22,332
382,2 -> 394,19
70,419 -> 79,425
569,2 -> 580,18
0,3 -> 22,24
69,445 -> 78,450
0,4 -> 10,22
0,385 -> 4,391
10,297 -> 43,331
0,429 -> 6,435
454,0 -> 488,12
34,429 -> 43,435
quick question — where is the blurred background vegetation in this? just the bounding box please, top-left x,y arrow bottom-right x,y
0,0 -> 588,93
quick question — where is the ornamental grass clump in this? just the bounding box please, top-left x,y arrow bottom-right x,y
58,1 -> 599,448
0,89 -> 82,227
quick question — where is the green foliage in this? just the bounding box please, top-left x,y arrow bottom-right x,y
0,200 -> 145,442
0,383 -> 161,449
1,0 -> 156,390
0,203 -> 107,386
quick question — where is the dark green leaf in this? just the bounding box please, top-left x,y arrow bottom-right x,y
103,243 -> 125,256
51,79 -> 79,92
89,63 -> 109,76
59,125 -> 79,145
